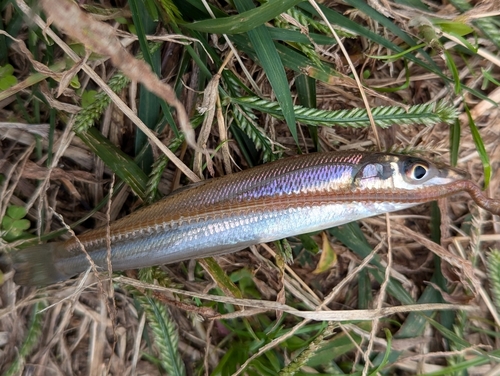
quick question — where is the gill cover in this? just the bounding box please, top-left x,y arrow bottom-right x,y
353,153 -> 467,190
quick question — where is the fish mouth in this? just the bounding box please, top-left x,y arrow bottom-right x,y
438,166 -> 470,181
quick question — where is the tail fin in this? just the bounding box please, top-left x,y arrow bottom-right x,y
0,251 -> 13,282
11,243 -> 73,286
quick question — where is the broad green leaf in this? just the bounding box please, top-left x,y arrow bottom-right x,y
13,219 -> 31,231
0,75 -> 17,90
2,216 -> 13,230
4,229 -> 24,242
7,205 -> 27,220
0,64 -> 14,76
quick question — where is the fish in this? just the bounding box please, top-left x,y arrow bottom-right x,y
9,151 -> 500,286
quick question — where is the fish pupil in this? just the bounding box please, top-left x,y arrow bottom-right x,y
413,165 -> 427,179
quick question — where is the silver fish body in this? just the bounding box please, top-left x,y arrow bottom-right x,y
10,151 -> 475,286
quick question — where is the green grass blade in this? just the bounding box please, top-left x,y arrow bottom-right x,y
357,269 -> 371,309
181,0 -> 304,34
297,3 -> 438,72
71,44 -> 169,199
449,0 -> 500,50
230,33 -> 343,84
306,330 -> 361,367
366,43 -> 427,60
372,59 -> 411,93
295,74 -> 319,150
465,104 -> 491,187
156,0 -> 182,24
234,0 -> 298,145
450,119 -> 461,166
482,68 -> 500,87
267,27 -> 336,45
330,222 -> 415,305
129,0 -> 159,73
394,205 -> 446,340
427,315 -> 475,350
310,0 -> 495,103
395,275 -> 447,338
443,49 -> 461,95
128,2 -> 164,173
343,0 -> 434,62
369,329 -> 393,374
199,257 -> 243,299
78,128 -> 149,198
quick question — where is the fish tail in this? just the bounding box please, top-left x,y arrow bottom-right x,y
11,242 -> 73,286
0,251 -> 12,281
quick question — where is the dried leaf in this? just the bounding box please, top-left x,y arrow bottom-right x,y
313,232 -> 337,274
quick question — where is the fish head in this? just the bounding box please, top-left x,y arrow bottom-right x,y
353,153 -> 469,190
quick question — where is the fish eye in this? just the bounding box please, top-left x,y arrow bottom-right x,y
408,163 -> 428,180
